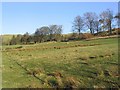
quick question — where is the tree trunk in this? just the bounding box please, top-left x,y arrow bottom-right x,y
78,29 -> 81,39
109,21 -> 112,35
90,28 -> 92,34
96,26 -> 98,33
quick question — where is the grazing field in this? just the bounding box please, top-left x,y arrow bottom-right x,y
2,38 -> 119,88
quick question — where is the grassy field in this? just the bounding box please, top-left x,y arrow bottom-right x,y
2,38 -> 119,88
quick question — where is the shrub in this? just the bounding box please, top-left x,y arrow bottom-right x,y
81,33 -> 94,39
63,77 -> 80,88
97,31 -> 109,36
113,28 -> 120,35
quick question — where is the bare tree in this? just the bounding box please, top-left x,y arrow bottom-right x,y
84,12 -> 98,34
100,9 -> 113,34
73,15 -> 84,36
49,25 -> 62,41
114,13 -> 120,28
93,20 -> 100,33
49,25 -> 56,41
34,26 -> 49,42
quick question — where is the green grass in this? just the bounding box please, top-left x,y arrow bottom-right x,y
2,38 -> 119,88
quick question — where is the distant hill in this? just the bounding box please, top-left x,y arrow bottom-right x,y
1,28 -> 120,45
1,34 -> 15,45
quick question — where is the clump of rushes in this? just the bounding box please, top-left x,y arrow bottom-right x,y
47,76 -> 59,88
79,57 -> 88,60
15,46 -> 23,49
63,77 -> 80,88
99,55 -> 104,58
27,68 -> 42,76
103,70 -> 111,76
89,55 -> 97,59
47,71 -> 63,78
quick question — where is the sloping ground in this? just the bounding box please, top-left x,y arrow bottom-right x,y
86,35 -> 120,41
1,34 -> 14,45
2,38 -> 119,88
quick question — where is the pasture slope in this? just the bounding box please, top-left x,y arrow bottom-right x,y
2,37 -> 119,88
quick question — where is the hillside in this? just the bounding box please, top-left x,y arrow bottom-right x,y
1,34 -> 15,45
2,38 -> 119,88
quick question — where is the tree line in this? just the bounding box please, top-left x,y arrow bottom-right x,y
73,9 -> 119,36
10,25 -> 63,45
9,9 -> 120,45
